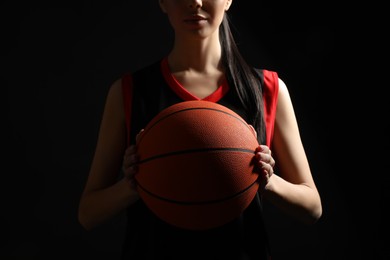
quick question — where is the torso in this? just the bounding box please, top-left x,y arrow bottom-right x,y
119,57 -> 279,260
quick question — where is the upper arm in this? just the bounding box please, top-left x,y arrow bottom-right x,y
82,78 -> 127,193
272,78 -> 316,187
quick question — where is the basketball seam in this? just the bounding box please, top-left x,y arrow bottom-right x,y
137,179 -> 258,205
138,107 -> 251,145
137,147 -> 255,165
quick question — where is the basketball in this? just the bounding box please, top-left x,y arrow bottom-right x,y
135,100 -> 260,230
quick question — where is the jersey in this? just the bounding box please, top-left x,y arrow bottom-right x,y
120,57 -> 279,260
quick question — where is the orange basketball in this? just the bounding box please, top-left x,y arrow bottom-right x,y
135,100 -> 260,230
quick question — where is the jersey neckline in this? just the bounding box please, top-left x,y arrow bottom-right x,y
160,57 -> 229,102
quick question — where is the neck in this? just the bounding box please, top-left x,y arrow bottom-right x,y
167,33 -> 222,74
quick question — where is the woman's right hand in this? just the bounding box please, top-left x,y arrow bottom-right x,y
122,145 -> 139,189
122,129 -> 144,189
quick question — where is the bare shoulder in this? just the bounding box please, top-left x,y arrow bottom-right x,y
277,77 -> 290,99
276,77 -> 295,109
101,77 -> 125,123
274,76 -> 300,130
106,78 -> 123,103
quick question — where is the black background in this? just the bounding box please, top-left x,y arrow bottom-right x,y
2,1 -> 388,259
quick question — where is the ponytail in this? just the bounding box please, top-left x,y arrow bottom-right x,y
219,13 -> 266,143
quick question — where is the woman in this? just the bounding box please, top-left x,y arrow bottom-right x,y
78,0 -> 322,259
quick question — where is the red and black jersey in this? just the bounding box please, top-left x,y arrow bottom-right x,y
120,57 -> 278,260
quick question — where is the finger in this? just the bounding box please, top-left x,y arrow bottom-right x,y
255,149 -> 274,165
124,145 -> 136,159
124,154 -> 139,168
268,163 -> 274,177
123,166 -> 138,189
269,156 -> 275,167
124,164 -> 138,178
260,161 -> 273,178
258,145 -> 272,155
263,153 -> 273,166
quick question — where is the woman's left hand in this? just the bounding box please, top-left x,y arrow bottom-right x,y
254,145 -> 275,187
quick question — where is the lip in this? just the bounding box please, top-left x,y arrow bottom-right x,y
183,14 -> 207,22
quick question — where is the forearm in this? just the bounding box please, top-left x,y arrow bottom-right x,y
78,178 -> 139,230
262,174 -> 322,225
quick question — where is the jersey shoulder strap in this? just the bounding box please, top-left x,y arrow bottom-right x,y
254,68 -> 279,147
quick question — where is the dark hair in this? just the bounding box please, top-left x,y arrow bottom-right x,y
219,13 -> 266,143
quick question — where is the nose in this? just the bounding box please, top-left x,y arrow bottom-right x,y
188,0 -> 202,9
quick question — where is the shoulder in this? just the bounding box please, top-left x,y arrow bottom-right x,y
262,69 -> 279,84
107,77 -> 123,102
256,69 -> 290,100
105,57 -> 166,106
102,77 -> 126,124
255,69 -> 279,104
262,71 -> 292,115
277,77 -> 289,99
252,68 -> 278,93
